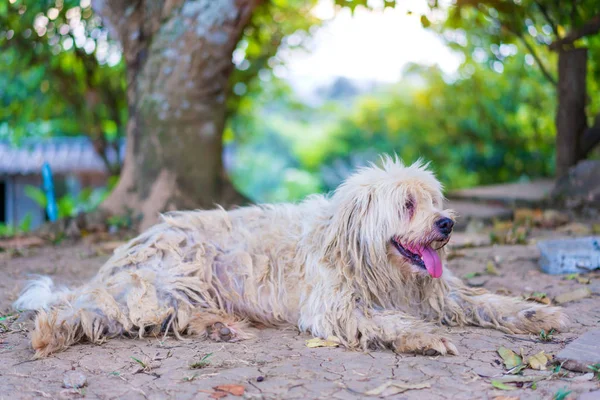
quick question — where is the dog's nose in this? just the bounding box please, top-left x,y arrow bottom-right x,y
436,217 -> 454,236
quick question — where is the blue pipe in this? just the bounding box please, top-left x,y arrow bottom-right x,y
42,162 -> 58,222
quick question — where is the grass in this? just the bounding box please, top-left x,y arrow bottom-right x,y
553,387 -> 571,400
189,353 -> 213,369
539,329 -> 555,342
588,363 -> 600,380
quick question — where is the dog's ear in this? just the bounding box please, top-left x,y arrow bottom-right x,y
324,186 -> 388,275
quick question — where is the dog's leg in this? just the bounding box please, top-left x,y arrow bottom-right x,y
441,276 -> 569,334
367,311 -> 459,356
187,310 -> 252,342
308,306 -> 459,356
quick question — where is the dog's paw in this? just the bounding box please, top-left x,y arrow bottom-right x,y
514,306 -> 569,334
207,322 -> 237,342
393,333 -> 458,356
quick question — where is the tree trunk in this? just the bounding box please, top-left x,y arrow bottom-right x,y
555,48 -> 588,178
92,0 -> 256,229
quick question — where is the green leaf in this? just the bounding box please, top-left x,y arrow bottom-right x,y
18,213 -> 33,233
497,346 -> 522,369
491,380 -> 516,390
24,185 -> 47,208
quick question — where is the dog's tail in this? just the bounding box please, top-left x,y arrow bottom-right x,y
13,276 -> 132,358
13,269 -> 201,358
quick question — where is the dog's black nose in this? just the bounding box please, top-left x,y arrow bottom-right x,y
436,217 -> 454,236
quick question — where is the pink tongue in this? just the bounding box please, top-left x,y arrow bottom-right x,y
419,246 -> 443,278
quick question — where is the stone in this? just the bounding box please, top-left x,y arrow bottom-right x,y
62,371 -> 87,389
555,329 -> 600,372
552,160 -> 600,214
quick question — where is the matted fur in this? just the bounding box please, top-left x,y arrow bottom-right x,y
15,156 -> 568,358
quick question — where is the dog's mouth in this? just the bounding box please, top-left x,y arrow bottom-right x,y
391,238 -> 448,278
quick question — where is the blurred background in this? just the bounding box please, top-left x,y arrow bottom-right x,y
1,0 -> 599,233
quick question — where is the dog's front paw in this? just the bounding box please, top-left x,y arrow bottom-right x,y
393,333 -> 458,356
207,322 -> 237,342
514,306 -> 569,334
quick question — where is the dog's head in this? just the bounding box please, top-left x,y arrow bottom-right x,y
328,156 -> 454,279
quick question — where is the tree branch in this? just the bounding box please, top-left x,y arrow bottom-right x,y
579,113 -> 600,159
533,0 -> 558,37
506,25 -> 557,86
478,6 -> 558,87
550,14 -> 600,50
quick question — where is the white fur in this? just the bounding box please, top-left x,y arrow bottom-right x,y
13,276 -> 72,311
16,156 -> 568,358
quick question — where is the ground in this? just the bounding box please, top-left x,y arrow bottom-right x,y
1,230 -> 599,400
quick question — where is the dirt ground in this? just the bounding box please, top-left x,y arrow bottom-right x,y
1,231 -> 600,400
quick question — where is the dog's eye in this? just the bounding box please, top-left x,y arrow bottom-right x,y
404,198 -> 415,218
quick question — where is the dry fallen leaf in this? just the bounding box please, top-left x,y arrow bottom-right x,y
364,382 -> 430,397
209,391 -> 228,399
498,347 -> 522,370
556,222 -> 592,235
214,384 -> 245,396
306,336 -> 341,348
93,241 -> 126,254
486,260 -> 500,276
569,372 -> 595,382
493,373 -> 551,383
527,351 -> 548,370
577,277 -> 591,285
525,292 -> 551,305
554,287 -> 592,304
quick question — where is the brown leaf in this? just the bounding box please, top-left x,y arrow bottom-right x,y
540,209 -> 569,228
209,392 -> 228,399
554,288 -> 592,304
214,384 -> 245,396
556,222 -> 592,235
525,292 -> 551,305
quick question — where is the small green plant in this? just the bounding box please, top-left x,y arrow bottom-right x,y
553,363 -> 563,374
107,214 -> 131,231
182,373 -> 199,382
588,363 -> 600,380
131,356 -> 147,369
189,353 -> 213,369
25,184 -> 113,220
539,329 -> 555,342
553,387 -> 572,400
0,214 -> 33,238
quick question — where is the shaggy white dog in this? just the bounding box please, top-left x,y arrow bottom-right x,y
15,157 -> 568,358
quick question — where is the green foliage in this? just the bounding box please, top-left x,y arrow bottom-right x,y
434,0 -> 600,124
0,0 -> 126,174
0,213 -> 33,237
25,184 -> 112,219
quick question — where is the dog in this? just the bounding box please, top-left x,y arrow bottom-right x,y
14,156 -> 568,358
